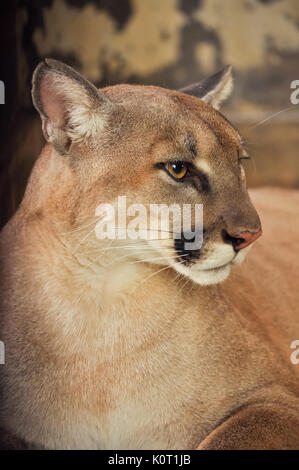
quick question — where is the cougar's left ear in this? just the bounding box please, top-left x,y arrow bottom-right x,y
179,65 -> 233,110
32,58 -> 113,155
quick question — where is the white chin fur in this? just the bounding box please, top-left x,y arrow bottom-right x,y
174,262 -> 232,285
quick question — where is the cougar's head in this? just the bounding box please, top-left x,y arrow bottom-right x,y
32,59 -> 261,286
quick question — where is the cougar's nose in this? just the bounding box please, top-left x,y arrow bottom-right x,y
224,230 -> 262,251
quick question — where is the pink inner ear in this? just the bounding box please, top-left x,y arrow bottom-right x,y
40,75 -> 66,126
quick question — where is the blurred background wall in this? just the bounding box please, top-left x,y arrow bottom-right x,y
1,0 -> 299,228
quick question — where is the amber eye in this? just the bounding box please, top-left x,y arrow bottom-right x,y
165,161 -> 188,180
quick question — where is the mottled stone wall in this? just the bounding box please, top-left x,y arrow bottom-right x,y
1,0 -> 299,227
15,0 -> 299,109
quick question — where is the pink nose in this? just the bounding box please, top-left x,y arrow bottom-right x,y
231,230 -> 262,251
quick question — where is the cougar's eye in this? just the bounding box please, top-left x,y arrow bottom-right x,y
165,161 -> 188,180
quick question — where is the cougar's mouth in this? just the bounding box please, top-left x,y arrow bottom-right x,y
201,262 -> 232,272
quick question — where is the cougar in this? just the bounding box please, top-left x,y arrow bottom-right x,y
0,59 -> 298,449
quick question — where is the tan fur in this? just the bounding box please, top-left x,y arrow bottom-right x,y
0,61 -> 298,449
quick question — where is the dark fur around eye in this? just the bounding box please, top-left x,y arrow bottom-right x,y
155,161 -> 210,192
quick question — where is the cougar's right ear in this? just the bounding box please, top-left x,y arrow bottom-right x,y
179,65 -> 233,110
32,58 -> 113,154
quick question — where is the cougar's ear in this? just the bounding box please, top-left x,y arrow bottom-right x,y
32,58 -> 112,154
179,65 -> 233,110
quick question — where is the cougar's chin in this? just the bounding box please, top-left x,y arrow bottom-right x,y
174,262 -> 232,285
